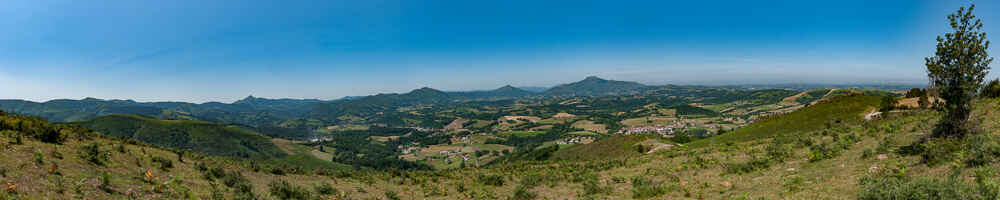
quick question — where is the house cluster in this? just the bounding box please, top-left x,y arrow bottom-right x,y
400,146 -> 421,155
555,136 -> 595,145
439,149 -> 461,156
616,125 -> 680,136
409,126 -> 442,133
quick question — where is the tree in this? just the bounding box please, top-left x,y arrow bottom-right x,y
925,4 -> 993,137
879,96 -> 898,112
918,94 -> 930,109
905,88 -> 925,98
982,78 -> 1000,98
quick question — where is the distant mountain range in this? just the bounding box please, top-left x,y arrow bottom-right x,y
0,76 -> 914,128
0,76 -> 683,127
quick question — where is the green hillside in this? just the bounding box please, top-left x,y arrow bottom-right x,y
688,94 -> 880,148
74,114 -> 287,158
551,135 -> 655,160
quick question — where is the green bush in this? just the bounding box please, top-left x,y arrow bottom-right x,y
222,171 -> 250,191
630,176 -> 669,199
477,174 -> 505,186
268,180 -> 312,200
385,191 -> 400,200
963,134 -> 1000,167
879,96 -> 899,112
581,175 -> 611,196
100,171 -> 113,193
766,136 -> 794,161
151,156 -> 173,171
34,149 -> 45,165
511,185 -> 538,200
725,156 -> 771,174
858,175 -> 995,200
808,142 -> 840,162
80,142 -> 109,166
313,182 -> 337,195
981,78 -> 1000,99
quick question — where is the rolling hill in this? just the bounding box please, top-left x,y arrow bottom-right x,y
0,96 -> 328,127
73,114 -> 287,158
544,76 -> 650,96
451,85 -> 537,99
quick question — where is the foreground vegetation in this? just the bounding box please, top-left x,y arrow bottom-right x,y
3,93 -> 1000,199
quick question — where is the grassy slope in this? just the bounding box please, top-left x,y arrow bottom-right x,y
551,135 -> 655,160
5,98 -> 1000,199
74,114 -> 287,158
688,94 -> 880,148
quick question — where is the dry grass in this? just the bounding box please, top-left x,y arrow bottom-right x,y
572,120 -> 607,133
444,118 -> 468,130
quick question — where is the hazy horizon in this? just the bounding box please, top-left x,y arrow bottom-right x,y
2,0 -> 996,102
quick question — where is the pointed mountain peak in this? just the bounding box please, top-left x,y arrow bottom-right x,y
411,87 -> 443,93
582,76 -> 607,82
234,95 -> 262,104
496,85 -> 518,90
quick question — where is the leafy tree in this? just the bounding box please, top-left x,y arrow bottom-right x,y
918,94 -> 930,109
905,88 -> 926,98
925,4 -> 993,137
879,96 -> 898,112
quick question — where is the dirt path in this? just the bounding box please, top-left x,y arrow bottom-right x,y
864,111 -> 882,120
779,91 -> 810,106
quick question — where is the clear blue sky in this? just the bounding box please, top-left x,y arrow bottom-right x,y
0,0 -> 996,102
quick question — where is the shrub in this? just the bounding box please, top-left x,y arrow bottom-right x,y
808,142 -> 840,162
879,96 -> 899,112
50,149 -> 63,160
222,171 -> 250,189
581,176 -> 611,196
204,166 -> 226,180
151,156 -> 173,171
511,185 -> 538,200
670,134 -> 693,144
313,182 -> 337,195
100,171 -> 113,193
725,156 -> 771,174
268,180 -> 312,200
520,174 -> 543,188
964,134 -> 1000,167
33,149 -> 44,165
477,174 -> 505,186
858,175 -> 994,200
385,191 -> 400,200
766,136 -> 794,161
80,142 -> 109,166
783,177 -> 806,193
982,78 -> 1000,98
630,176 -> 669,199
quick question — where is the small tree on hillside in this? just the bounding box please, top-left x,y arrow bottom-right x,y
925,4 -> 993,137
982,78 -> 1000,98
879,96 -> 898,112
918,94 -> 930,109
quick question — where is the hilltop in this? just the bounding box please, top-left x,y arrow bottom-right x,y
73,114 -> 286,158
544,76 -> 649,96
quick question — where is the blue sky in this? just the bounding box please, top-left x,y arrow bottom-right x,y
0,0 -> 996,102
